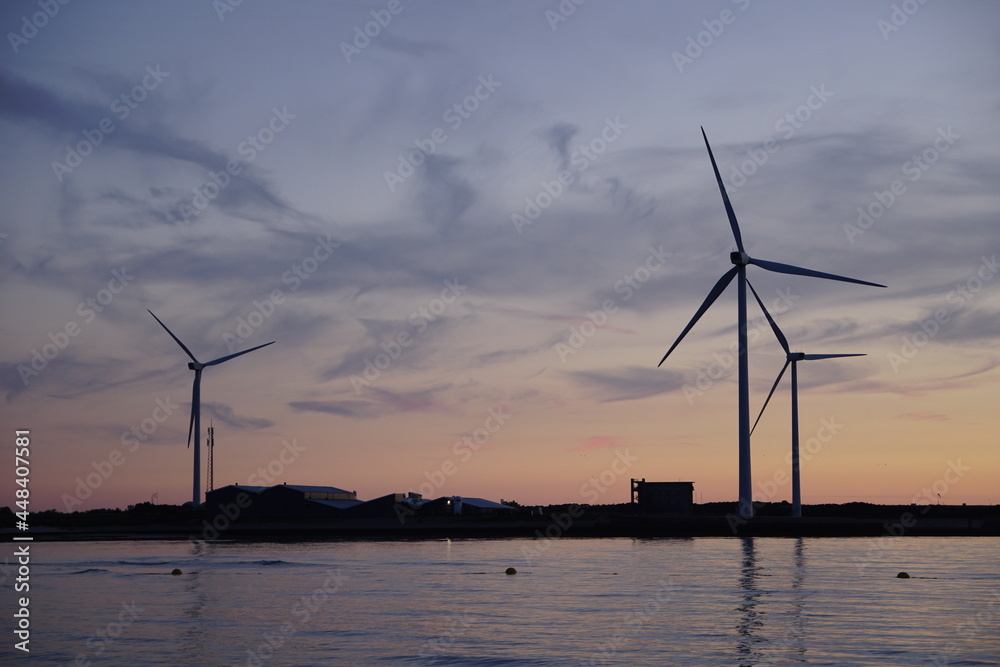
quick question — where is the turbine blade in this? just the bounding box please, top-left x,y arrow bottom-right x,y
187,380 -> 197,449
747,279 -> 789,354
748,258 -> 886,288
701,127 -> 744,253
148,310 -> 200,364
658,267 -> 738,367
751,360 -> 790,436
203,341 -> 275,367
802,353 -> 866,360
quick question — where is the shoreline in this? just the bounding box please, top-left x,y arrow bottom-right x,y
7,511 -> 999,541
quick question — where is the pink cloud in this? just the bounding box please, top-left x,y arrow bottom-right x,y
893,411 -> 950,422
567,435 -> 622,452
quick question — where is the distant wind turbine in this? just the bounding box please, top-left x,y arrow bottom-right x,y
747,281 -> 865,518
657,127 -> 885,519
148,310 -> 274,505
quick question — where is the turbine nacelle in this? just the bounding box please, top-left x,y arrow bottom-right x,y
788,352 -> 806,361
187,361 -> 204,371
730,251 -> 751,266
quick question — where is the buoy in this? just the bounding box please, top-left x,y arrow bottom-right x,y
896,571 -> 910,578
171,568 -> 183,576
505,567 -> 517,575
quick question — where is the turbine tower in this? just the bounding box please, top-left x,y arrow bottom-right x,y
747,281 -> 865,518
148,310 -> 274,505
658,127 -> 885,519
206,420 -> 215,495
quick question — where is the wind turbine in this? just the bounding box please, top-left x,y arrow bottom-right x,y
657,127 -> 885,519
148,310 -> 274,506
747,281 -> 864,518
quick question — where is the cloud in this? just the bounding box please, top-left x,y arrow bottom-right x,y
836,357 -> 1000,396
542,314 -> 636,335
289,385 -> 455,420
288,400 -> 386,420
416,154 -> 476,232
893,412 -> 950,422
202,402 -> 274,430
543,122 -> 578,172
319,314 -> 467,382
565,366 -> 686,403
567,435 -> 623,452
0,68 -> 316,227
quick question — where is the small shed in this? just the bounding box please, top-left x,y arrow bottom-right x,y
631,478 -> 694,514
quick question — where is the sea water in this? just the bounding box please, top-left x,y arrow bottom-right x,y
3,536 -> 998,666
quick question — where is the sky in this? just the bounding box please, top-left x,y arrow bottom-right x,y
1,0 -> 998,511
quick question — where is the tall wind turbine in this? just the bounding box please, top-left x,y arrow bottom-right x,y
148,310 -> 274,505
747,281 -> 864,518
657,127 -> 885,519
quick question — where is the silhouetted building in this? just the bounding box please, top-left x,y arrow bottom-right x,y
420,496 -> 514,516
342,492 -> 409,518
205,483 -> 360,520
204,484 -> 512,522
631,478 -> 694,514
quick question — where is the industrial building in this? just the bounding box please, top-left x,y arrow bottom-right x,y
419,496 -> 516,517
204,483 -> 513,522
631,478 -> 694,514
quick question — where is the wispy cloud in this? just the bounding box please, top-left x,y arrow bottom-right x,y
893,412 -> 950,422
289,385 -> 456,421
0,68 -> 315,226
567,435 -> 623,452
566,366 -> 686,403
202,402 -> 274,430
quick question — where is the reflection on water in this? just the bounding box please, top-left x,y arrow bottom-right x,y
736,537 -> 765,665
17,537 -> 1000,666
788,537 -> 807,662
737,537 -> 812,665
179,568 -> 208,663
